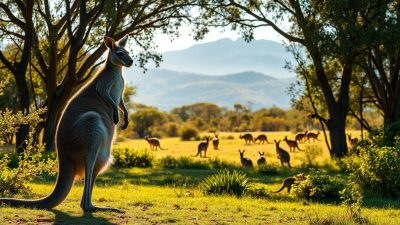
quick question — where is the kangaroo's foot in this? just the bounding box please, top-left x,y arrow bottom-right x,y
83,204 -> 125,213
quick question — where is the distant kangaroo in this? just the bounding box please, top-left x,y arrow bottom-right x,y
271,174 -> 306,193
274,140 -> 291,168
257,151 -> 266,166
195,136 -> 210,158
254,134 -> 272,144
0,36 -> 133,211
240,133 -> 254,145
306,131 -> 320,142
212,133 -> 219,150
283,136 -> 303,152
295,131 -> 308,143
347,133 -> 358,146
144,135 -> 167,150
239,150 -> 253,168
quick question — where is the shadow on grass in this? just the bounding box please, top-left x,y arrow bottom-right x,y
52,209 -> 117,225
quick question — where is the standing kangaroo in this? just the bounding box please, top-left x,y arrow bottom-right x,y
212,133 -> 219,150
283,136 -> 303,152
347,133 -> 358,146
274,140 -> 292,168
306,131 -> 320,142
239,150 -> 253,168
295,131 -> 308,143
254,134 -> 272,144
0,36 -> 133,211
257,151 -> 266,166
271,174 -> 306,193
145,135 -> 167,150
239,133 -> 254,145
195,136 -> 210,158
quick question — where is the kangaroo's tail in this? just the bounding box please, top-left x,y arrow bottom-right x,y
297,146 -> 304,151
271,183 -> 286,193
159,145 -> 168,150
266,140 -> 273,144
0,155 -> 75,209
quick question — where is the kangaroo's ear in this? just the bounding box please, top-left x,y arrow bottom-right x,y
104,36 -> 115,49
117,35 -> 129,47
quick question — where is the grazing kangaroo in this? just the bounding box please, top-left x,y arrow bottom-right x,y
271,174 -> 306,193
212,133 -> 219,150
274,140 -> 292,168
0,36 -> 133,211
195,136 -> 210,158
239,133 -> 254,145
306,131 -> 320,142
239,150 -> 253,168
283,136 -> 303,152
257,151 -> 266,166
254,134 -> 272,144
295,131 -> 308,143
144,135 -> 167,150
347,133 -> 358,146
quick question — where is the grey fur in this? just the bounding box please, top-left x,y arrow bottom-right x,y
274,140 -> 291,168
239,149 -> 253,168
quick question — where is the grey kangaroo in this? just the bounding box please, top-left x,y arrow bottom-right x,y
0,36 -> 133,212
195,136 -> 210,158
212,133 -> 219,150
271,174 -> 306,193
274,140 -> 292,168
283,136 -> 303,152
295,131 -> 308,143
347,133 -> 358,146
239,149 -> 253,168
257,151 -> 266,166
306,131 -> 320,142
145,135 -> 167,150
254,134 -> 272,144
239,133 -> 254,145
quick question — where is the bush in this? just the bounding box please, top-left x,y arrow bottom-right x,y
343,138 -> 400,197
199,169 -> 249,197
303,145 -> 322,167
158,156 -> 209,169
255,165 -> 280,175
180,127 -> 198,141
112,147 -> 154,168
246,183 -> 270,199
291,171 -> 344,201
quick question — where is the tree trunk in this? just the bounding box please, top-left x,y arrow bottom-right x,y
326,108 -> 348,158
15,69 -> 31,153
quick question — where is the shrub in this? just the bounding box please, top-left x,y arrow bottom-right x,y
256,165 -> 279,175
246,183 -> 270,199
291,171 -> 344,201
303,145 -> 322,167
343,138 -> 400,197
180,127 -> 198,141
112,147 -> 154,168
157,156 -> 209,169
199,169 -> 249,197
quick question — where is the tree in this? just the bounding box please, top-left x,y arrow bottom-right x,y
198,0 -> 372,158
130,107 -> 166,138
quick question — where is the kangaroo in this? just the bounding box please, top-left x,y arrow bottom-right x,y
257,151 -> 266,166
274,140 -> 291,168
239,133 -> 254,145
212,133 -> 219,150
283,136 -> 303,152
239,150 -> 253,168
0,36 -> 132,211
271,174 -> 306,193
347,133 -> 358,146
254,134 -> 272,144
144,135 -> 167,150
195,136 -> 210,158
306,131 -> 320,142
295,131 -> 308,143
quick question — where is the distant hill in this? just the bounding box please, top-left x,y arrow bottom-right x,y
124,69 -> 295,111
156,38 -> 295,78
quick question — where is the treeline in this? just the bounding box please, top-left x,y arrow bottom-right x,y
119,102 -> 369,139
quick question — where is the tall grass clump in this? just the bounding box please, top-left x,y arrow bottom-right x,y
112,146 -> 154,168
158,156 -> 209,169
199,169 -> 249,197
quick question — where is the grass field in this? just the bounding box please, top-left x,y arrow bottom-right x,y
1,131 -> 400,225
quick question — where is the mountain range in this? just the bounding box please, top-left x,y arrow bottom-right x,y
124,38 -> 297,111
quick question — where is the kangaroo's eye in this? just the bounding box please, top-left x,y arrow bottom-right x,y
117,52 -> 124,57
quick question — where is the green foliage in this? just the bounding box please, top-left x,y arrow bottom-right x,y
255,165 -> 279,175
112,147 -> 155,168
180,126 -> 199,141
291,171 -> 344,201
246,183 -> 270,199
303,145 -> 322,167
343,137 -> 400,197
340,183 -> 369,224
129,107 -> 166,138
199,169 -> 249,197
157,156 -> 235,170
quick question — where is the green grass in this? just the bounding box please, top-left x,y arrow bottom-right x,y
1,131 -> 399,224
